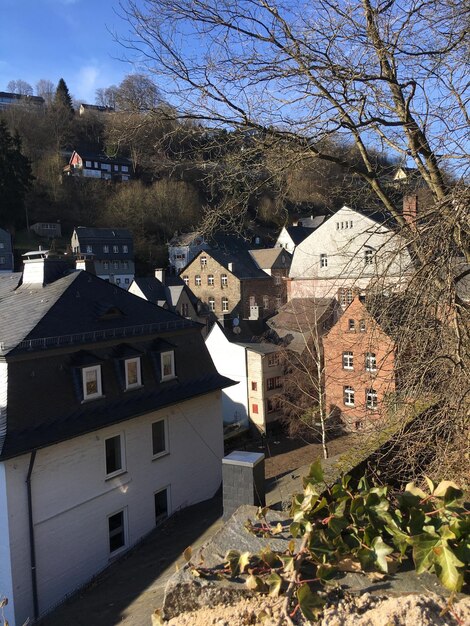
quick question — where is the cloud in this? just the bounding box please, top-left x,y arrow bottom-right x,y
75,65 -> 100,102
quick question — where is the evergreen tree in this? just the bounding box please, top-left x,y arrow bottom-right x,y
54,78 -> 74,116
0,121 -> 33,229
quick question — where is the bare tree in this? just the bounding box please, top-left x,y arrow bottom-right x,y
7,79 -> 33,95
118,0 -> 469,483
36,79 -> 55,105
95,85 -> 118,108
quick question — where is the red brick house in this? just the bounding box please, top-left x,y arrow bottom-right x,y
323,296 -> 395,430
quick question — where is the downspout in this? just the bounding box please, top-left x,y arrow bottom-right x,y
26,449 -> 39,621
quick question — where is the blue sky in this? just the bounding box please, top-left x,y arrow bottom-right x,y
0,0 -> 137,103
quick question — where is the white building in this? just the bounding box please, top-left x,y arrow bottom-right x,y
0,258 -> 232,626
288,206 -> 413,301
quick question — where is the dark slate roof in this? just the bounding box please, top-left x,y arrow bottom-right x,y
74,227 -> 133,241
0,273 -> 21,299
0,372 -> 234,460
0,91 -> 44,105
133,277 -> 168,304
198,249 -> 269,280
71,150 -> 132,166
0,271 -> 194,356
285,226 -> 314,245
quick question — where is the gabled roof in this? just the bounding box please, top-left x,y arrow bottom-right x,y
249,248 -> 291,270
73,227 -> 133,241
190,248 -> 269,280
70,150 -> 132,166
268,298 -> 337,334
284,226 -> 314,245
0,271 -> 193,356
132,277 -> 168,304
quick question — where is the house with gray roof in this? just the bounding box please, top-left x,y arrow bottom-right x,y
71,226 -> 135,288
0,252 -> 233,626
63,149 -> 132,181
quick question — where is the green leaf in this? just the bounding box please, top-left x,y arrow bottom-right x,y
296,584 -> 325,621
405,482 -> 427,500
246,574 -> 266,591
260,547 -> 282,569
433,480 -> 463,503
290,521 -> 301,538
411,532 -> 440,574
434,543 -> 464,592
306,459 -> 324,484
424,476 -> 435,495
371,536 -> 394,573
225,549 -> 241,576
316,563 -> 337,581
280,555 -> 295,572
266,572 -> 283,597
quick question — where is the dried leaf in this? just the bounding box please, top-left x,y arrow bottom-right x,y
182,546 -> 192,563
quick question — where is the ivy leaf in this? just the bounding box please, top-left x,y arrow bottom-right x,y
434,544 -> 464,592
316,563 -> 337,581
371,536 -> 394,573
424,476 -> 435,495
336,557 -> 363,573
305,460 -> 324,485
411,532 -> 440,574
405,482 -> 427,500
280,555 -> 295,573
238,551 -> 251,574
290,522 -> 301,538
266,572 -> 283,597
296,584 -> 325,620
246,574 -> 266,592
182,546 -> 192,562
260,548 -> 282,569
433,480 -> 463,503
225,549 -> 241,576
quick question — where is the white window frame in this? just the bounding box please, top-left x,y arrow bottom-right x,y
366,389 -> 378,409
108,508 -> 128,555
113,245 -> 119,253
125,357 -> 142,390
348,319 -> 356,332
209,297 -> 215,312
160,351 -> 175,381
222,297 -> 229,312
123,245 -> 128,253
104,434 -> 126,478
268,353 -> 280,367
200,255 -> 207,267
103,245 -> 109,253
103,261 -> 109,270
183,275 -> 189,286
320,253 -> 328,268
195,275 -> 201,286
208,274 -> 214,286
344,386 -> 355,407
365,352 -> 377,372
82,365 -> 103,400
151,418 -> 169,459
221,274 -> 228,287
342,351 -> 354,370
274,274 -> 281,285
359,319 -> 366,332
364,249 -> 374,265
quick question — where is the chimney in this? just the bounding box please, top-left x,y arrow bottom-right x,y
403,194 -> 418,229
22,250 -> 72,285
75,256 -> 96,275
155,268 -> 165,283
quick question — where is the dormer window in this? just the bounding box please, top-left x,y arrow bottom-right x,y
125,357 -> 142,389
82,365 -> 102,400
161,351 -> 175,381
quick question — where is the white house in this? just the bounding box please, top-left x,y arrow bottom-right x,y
0,256 -> 232,626
288,206 -> 413,301
275,225 -> 314,253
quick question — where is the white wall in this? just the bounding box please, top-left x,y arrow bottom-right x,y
289,206 -> 412,298
205,324 -> 249,429
0,463 -> 15,626
4,391 -> 223,626
275,227 -> 295,253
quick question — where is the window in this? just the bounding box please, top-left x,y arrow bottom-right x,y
348,319 -> 355,332
125,278 -> 129,284
113,245 -> 119,253
155,488 -> 169,525
365,250 -> 374,265
0,257 -> 5,265
251,381 -> 258,391
366,389 -> 378,409
86,245 -> 93,253
152,419 -> 168,457
209,297 -> 215,312
122,165 -> 129,173
101,163 -> 111,172
339,288 -> 354,307
267,399 -> 275,413
268,353 -> 279,367
0,243 -> 4,248
181,302 -> 189,317
116,278 -> 121,285
221,274 -> 228,287
103,261 -> 109,270
161,351 -> 175,380
320,253 -> 328,268
275,296 -> 282,310
200,255 -> 207,267
123,245 -> 128,253
274,274 -> 281,286
365,352 -> 377,371
108,510 -> 126,553
123,261 -> 129,270
85,160 -> 92,168
195,275 -> 201,286
105,435 -> 125,477
222,297 -> 229,312
252,403 -> 259,414
344,386 -> 355,407
263,295 -> 269,309
103,245 -> 109,253
350,221 -> 354,228
113,261 -> 119,270
359,319 -> 366,332
342,351 -> 354,369
183,275 -> 189,286
208,274 -> 214,286
125,357 -> 141,389
82,365 -> 102,400
267,377 -> 282,390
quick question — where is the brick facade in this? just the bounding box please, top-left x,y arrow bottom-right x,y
323,297 -> 395,430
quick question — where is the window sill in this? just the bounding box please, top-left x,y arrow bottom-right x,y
81,394 -> 106,404
343,366 -> 354,371
152,450 -> 170,462
124,384 -> 144,392
105,469 -> 127,481
344,403 -> 355,408
161,375 -> 178,383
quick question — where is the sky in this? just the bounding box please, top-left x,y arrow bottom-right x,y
0,0 -> 138,103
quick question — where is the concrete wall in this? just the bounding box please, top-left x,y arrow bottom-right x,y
4,391 -> 223,626
246,350 -> 283,432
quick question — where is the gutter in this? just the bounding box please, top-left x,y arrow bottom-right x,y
26,449 -> 39,621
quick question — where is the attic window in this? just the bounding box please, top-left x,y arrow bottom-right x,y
200,255 -> 207,267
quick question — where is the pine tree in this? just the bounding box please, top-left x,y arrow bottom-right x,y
0,121 -> 33,229
54,78 -> 74,116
